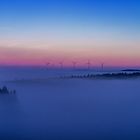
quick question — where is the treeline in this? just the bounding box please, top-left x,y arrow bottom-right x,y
61,72 -> 140,79
0,86 -> 16,94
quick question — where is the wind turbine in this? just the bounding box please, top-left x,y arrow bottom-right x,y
45,62 -> 50,69
101,62 -> 104,71
72,61 -> 77,69
59,61 -> 64,69
86,60 -> 91,70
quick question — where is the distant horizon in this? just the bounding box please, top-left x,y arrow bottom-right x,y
1,64 -> 140,70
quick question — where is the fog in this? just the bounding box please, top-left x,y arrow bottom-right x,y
0,67 -> 140,139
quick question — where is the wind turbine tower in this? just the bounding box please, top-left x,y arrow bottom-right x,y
59,62 -> 64,69
101,63 -> 104,71
72,61 -> 77,69
45,62 -> 50,69
87,60 -> 91,70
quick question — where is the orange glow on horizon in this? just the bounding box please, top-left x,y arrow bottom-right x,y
0,36 -> 139,67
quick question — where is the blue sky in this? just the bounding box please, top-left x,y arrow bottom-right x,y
0,0 -> 139,25
0,0 -> 139,38
0,0 -> 140,66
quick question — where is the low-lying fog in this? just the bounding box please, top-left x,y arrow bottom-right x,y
0,67 -> 140,140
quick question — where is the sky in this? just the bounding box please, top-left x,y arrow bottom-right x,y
0,0 -> 140,67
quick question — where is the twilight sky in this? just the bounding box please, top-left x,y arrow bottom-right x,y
0,0 -> 140,67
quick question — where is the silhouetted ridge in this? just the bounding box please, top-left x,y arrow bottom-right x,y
63,72 -> 140,79
122,69 -> 140,72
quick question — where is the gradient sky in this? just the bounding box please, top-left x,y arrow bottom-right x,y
0,0 -> 140,67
